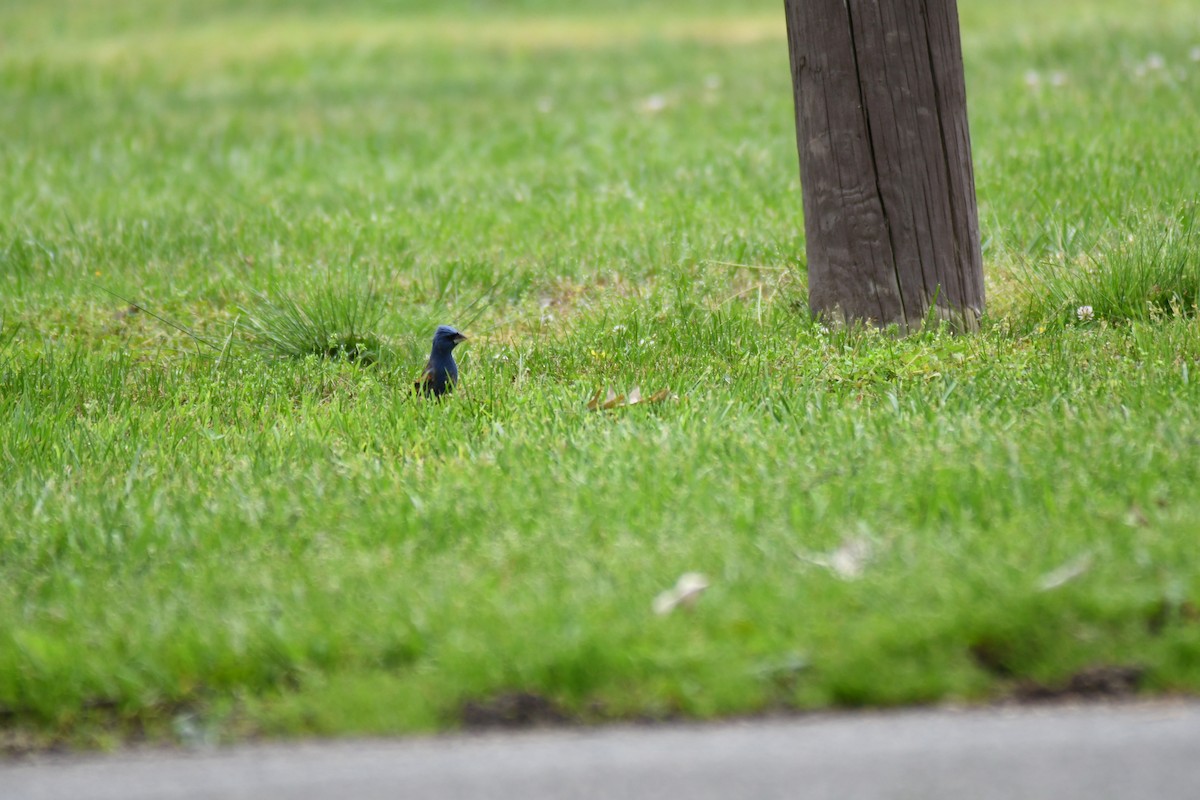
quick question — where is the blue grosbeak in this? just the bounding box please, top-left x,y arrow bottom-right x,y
414,325 -> 467,397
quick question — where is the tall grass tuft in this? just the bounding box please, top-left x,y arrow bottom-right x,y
240,283 -> 386,365
1022,203 -> 1200,327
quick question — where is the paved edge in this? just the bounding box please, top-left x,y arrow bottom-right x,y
4,699 -> 1200,800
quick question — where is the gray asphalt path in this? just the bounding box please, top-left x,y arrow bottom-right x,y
4,701 -> 1200,800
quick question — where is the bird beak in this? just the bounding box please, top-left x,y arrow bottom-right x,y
453,333 -> 468,344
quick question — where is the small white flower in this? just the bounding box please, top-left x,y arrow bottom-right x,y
1146,53 -> 1166,71
639,94 -> 667,113
1049,71 -> 1068,87
612,324 -> 627,334
536,96 -> 554,114
1190,46 -> 1200,63
1024,70 -> 1041,88
1076,305 -> 1094,322
703,74 -> 722,91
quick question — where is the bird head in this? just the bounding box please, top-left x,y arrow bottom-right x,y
433,325 -> 467,349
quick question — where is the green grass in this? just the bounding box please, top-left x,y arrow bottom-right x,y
2,0 -> 1200,750
238,282 -> 387,364
1020,204 -> 1200,326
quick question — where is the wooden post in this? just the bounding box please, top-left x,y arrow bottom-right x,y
784,0 -> 985,331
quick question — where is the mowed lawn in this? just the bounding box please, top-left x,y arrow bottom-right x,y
2,0 -> 1200,749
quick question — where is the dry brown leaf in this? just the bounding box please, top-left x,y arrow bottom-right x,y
1036,553 -> 1093,591
601,389 -> 625,410
798,537 -> 873,580
587,386 -> 674,412
653,572 -> 710,615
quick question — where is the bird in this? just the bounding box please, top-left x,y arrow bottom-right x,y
414,325 -> 467,397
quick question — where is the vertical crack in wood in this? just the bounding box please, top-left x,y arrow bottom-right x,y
844,0 -> 906,328
921,0 -> 965,321
817,83 -> 859,325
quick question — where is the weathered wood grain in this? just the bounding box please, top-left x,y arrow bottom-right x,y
784,0 -> 984,331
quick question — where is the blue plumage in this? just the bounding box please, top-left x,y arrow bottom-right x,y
415,325 -> 467,397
